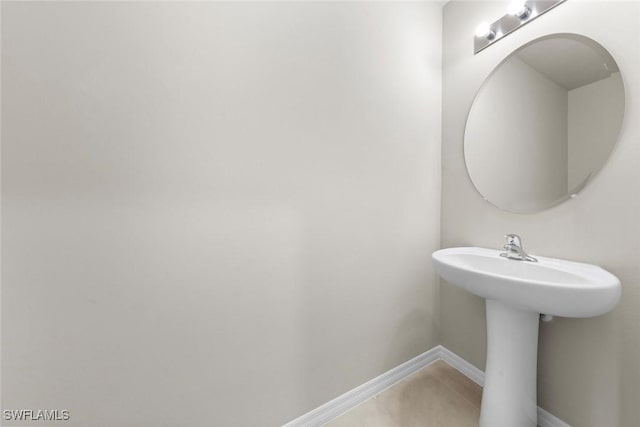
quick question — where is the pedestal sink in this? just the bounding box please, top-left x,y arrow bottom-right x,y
432,246 -> 621,427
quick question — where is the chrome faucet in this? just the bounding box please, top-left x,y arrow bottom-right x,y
500,234 -> 538,262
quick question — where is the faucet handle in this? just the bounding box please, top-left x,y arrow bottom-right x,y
504,234 -> 522,247
501,234 -> 537,262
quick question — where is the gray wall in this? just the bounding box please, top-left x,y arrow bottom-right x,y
442,1 -> 640,426
1,2 -> 442,426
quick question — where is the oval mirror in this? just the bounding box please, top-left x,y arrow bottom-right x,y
464,34 -> 625,213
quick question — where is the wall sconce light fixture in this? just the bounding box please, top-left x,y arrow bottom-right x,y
507,0 -> 531,20
475,22 -> 496,40
474,0 -> 567,54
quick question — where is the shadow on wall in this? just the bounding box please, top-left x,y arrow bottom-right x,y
538,310 -> 622,425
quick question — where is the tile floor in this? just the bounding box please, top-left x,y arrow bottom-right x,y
324,360 -> 482,427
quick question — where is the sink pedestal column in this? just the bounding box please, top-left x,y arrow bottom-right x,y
480,300 -> 539,427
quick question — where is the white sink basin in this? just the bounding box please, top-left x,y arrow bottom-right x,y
432,247 -> 621,317
432,246 -> 621,427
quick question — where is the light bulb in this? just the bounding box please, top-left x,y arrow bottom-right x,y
507,0 -> 531,19
475,22 -> 495,39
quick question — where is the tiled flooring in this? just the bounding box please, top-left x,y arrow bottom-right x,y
324,360 -> 482,427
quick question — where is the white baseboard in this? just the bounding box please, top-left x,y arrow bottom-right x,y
283,345 -> 570,427
536,407 -> 572,427
282,346 -> 442,427
436,345 -> 485,385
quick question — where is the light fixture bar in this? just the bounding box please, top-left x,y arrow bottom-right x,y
474,0 -> 567,54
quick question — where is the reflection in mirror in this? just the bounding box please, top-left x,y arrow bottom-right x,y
464,34 -> 625,213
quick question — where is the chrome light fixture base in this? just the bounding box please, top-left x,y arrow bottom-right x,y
474,0 -> 567,54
